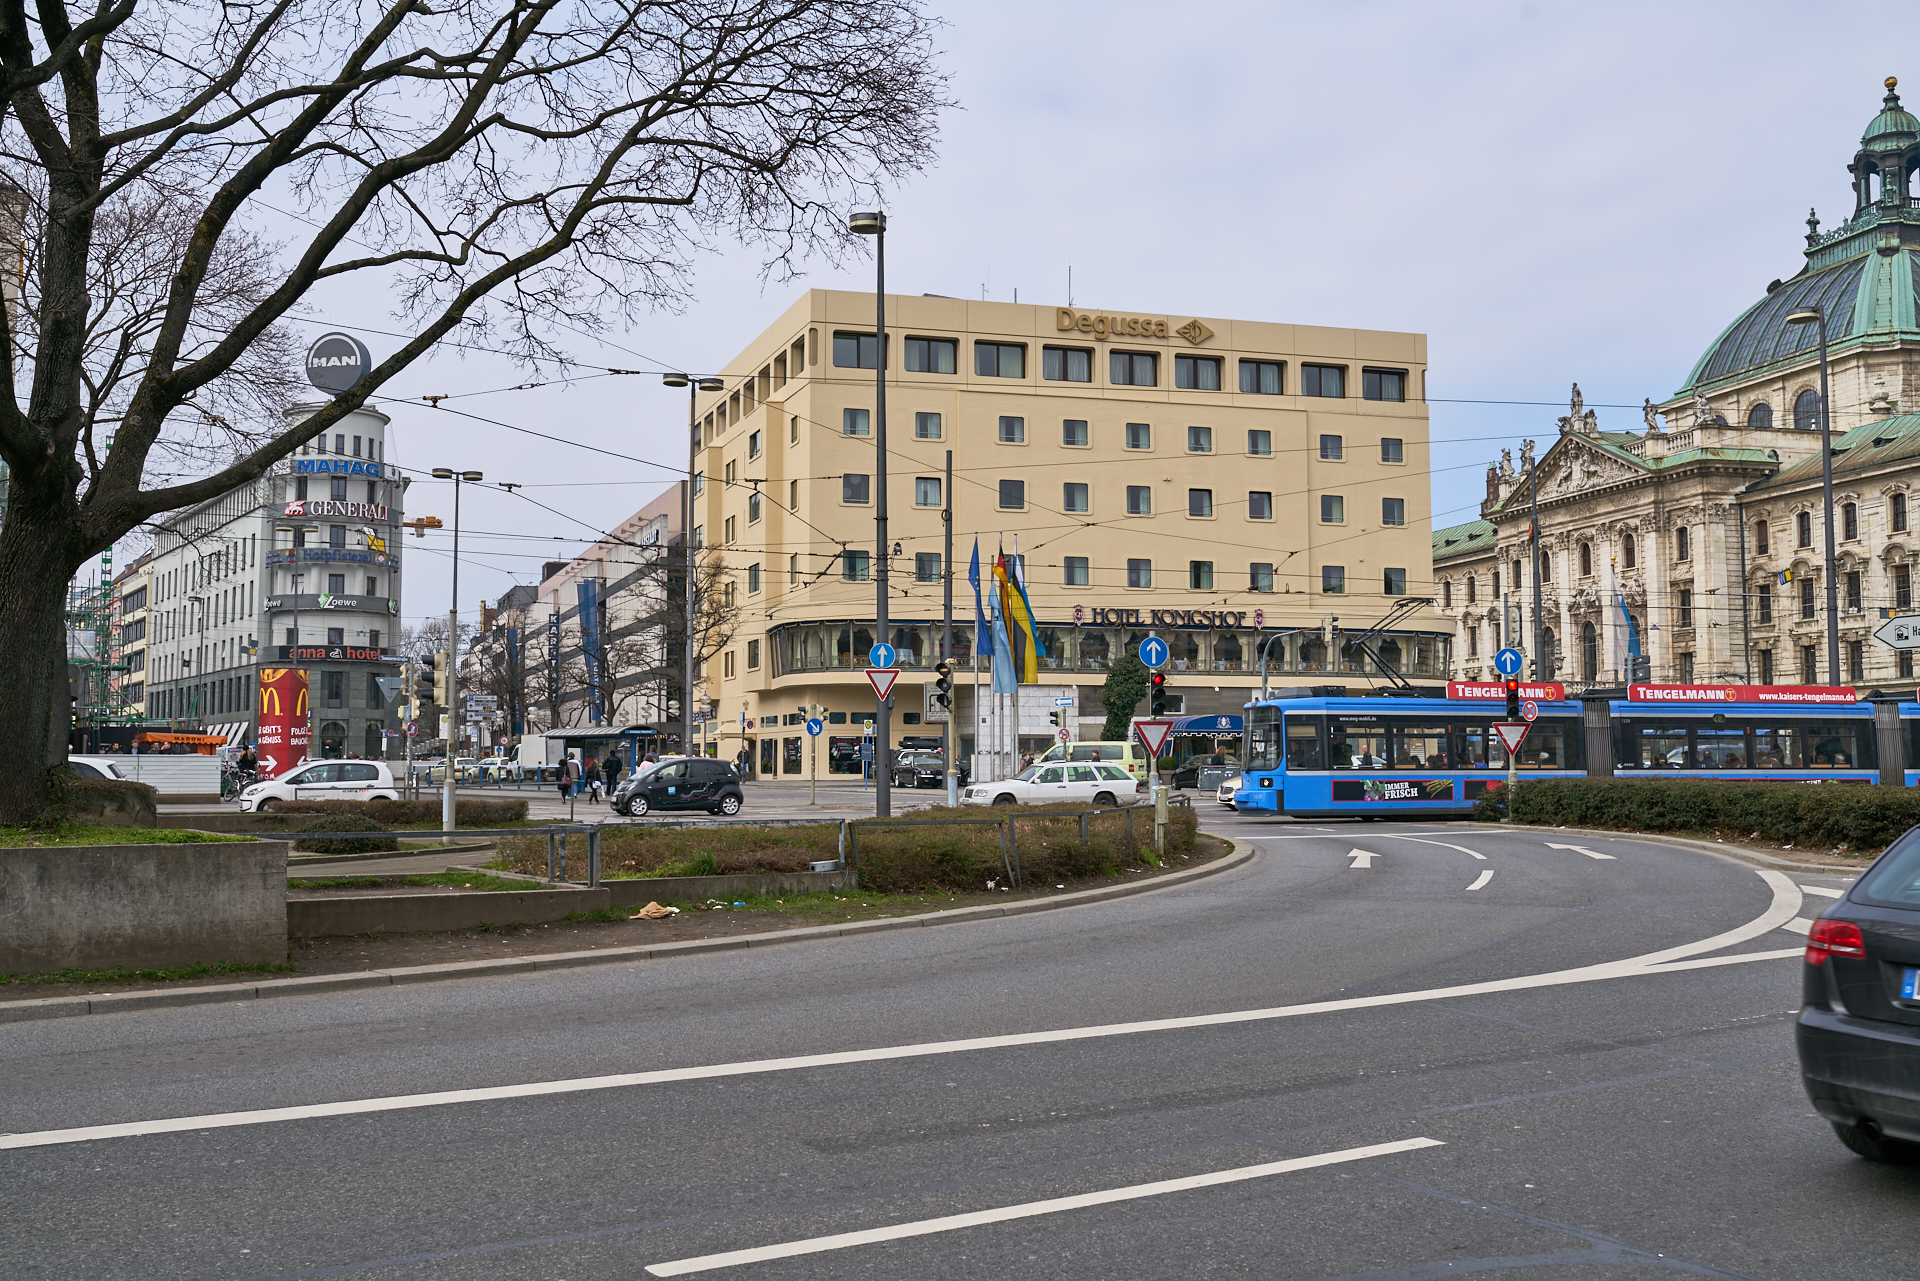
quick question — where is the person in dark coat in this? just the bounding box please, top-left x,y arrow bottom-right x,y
602,753 -> 622,788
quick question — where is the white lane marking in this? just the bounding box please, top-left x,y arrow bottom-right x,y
642,1137 -> 1446,1277
1546,842 -> 1616,860
1348,849 -> 1379,869
1799,885 -> 1843,899
1642,946 -> 1805,972
1779,917 -> 1814,935
1379,835 -> 1487,860
0,871 -> 1801,1153
1466,869 -> 1494,892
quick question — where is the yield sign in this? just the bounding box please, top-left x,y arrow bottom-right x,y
1132,717 -> 1176,758
1492,722 -> 1531,756
865,667 -> 900,701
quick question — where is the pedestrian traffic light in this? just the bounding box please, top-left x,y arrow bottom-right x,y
1150,671 -> 1169,716
933,660 -> 954,709
1504,676 -> 1520,719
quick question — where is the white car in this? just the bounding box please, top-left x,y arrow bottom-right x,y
238,760 -> 401,812
1216,775 -> 1242,807
68,754 -> 126,780
961,762 -> 1145,807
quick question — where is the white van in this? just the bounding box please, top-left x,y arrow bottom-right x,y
237,760 -> 401,812
1033,740 -> 1162,781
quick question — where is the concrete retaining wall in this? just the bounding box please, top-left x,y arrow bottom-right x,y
0,840 -> 287,973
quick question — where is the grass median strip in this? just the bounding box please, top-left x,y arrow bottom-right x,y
0,825 -> 250,847
1,958 -> 296,987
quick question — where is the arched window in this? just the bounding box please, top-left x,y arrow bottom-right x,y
1797,510 -> 1813,546
1794,389 -> 1821,431
1895,492 -> 1909,533
1581,621 -> 1598,682
1579,542 -> 1592,577
1754,519 -> 1769,554
1676,526 -> 1691,561
1748,401 -> 1773,430
1540,551 -> 1551,583
1541,628 -> 1558,680
1622,532 -> 1636,568
1843,502 -> 1859,541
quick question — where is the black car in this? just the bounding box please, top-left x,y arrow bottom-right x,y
891,752 -> 969,789
612,757 -> 744,817
1797,825 -> 1920,1162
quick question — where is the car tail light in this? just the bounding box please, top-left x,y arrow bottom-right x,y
1806,918 -> 1866,965
1135,781 -> 1146,793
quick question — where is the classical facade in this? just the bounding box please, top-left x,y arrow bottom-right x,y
1437,78 -> 1920,693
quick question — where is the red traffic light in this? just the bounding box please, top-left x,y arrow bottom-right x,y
1503,678 -> 1519,693
1151,673 -> 1167,689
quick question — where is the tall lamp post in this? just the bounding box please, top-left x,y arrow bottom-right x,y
849,208 -> 891,816
185,593 -> 206,727
661,373 -> 727,760
1786,305 -> 1842,684
430,467 -> 483,834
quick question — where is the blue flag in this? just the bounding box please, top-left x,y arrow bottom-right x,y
969,539 -> 989,655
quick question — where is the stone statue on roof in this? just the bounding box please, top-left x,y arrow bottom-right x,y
1498,448 -> 1514,479
1570,383 -> 1583,417
1520,438 -> 1536,471
1643,398 -> 1661,433
1692,387 -> 1714,426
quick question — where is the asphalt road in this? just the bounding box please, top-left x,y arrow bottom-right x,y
5,811 -> 1916,1279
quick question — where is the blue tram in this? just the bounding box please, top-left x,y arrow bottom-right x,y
1232,683 -> 1909,819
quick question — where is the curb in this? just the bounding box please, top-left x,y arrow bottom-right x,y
1493,822 -> 1867,876
0,840 -> 1255,1023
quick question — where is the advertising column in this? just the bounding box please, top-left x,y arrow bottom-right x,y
256,667 -> 311,779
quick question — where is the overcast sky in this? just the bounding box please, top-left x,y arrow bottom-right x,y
202,1 -> 1907,632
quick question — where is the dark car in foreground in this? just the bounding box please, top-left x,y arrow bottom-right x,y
891,751 -> 968,790
611,756 -> 744,817
1797,825 -> 1920,1163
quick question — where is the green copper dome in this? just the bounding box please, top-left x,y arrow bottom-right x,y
1863,78 -> 1917,148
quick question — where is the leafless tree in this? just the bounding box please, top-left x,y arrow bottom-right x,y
0,0 -> 944,821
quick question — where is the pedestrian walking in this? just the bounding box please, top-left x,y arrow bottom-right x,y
585,760 -> 603,803
736,747 -> 751,780
602,753 -> 622,789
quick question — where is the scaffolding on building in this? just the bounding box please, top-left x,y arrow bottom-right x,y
67,548 -> 137,744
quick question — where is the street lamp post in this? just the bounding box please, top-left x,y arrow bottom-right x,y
661,373 -> 726,761
1786,306 -> 1842,684
431,467 -> 483,834
850,209 -> 891,816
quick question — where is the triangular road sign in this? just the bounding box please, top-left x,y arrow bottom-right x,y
865,667 -> 900,701
1492,721 -> 1531,755
1132,717 -> 1176,758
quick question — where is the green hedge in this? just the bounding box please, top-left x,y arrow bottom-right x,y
293,814 -> 400,854
1480,776 -> 1920,850
269,797 -> 527,826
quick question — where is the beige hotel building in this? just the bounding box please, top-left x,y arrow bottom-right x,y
690,290 -> 1446,774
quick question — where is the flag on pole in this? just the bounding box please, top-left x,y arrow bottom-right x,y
989,576 -> 1017,695
969,539 -> 992,663
993,545 -> 1039,683
1010,535 -> 1046,666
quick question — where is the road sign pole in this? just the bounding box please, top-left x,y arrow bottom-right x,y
811,729 -> 817,807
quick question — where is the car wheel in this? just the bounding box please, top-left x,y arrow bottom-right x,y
255,797 -> 274,813
1831,1120 -> 1920,1164
630,796 -> 650,816
992,794 -> 1017,806
718,794 -> 742,816
1094,791 -> 1116,806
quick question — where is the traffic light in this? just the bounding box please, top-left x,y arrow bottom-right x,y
1048,711 -> 1061,727
1628,654 -> 1652,683
1150,671 -> 1169,716
933,660 -> 954,709
415,654 -> 436,707
1504,676 -> 1520,720
433,649 -> 451,707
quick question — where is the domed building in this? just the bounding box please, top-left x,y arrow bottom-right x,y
1435,79 -> 1920,691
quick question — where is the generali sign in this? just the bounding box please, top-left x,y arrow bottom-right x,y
1056,308 -> 1214,345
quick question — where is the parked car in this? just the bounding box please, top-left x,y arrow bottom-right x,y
1031,740 -> 1163,782
238,760 -> 401,812
1798,824 -> 1920,1162
612,756 -> 744,817
961,762 -> 1145,807
67,754 -> 126,780
1173,756 -> 1239,790
474,756 -> 516,779
892,751 -> 968,789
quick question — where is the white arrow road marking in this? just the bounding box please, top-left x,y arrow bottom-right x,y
1779,917 -> 1815,935
644,1137 -> 1446,1276
1799,885 -> 1843,898
1546,842 -> 1616,860
1466,869 -> 1493,891
0,873 -> 1802,1153
1380,835 -> 1487,860
1348,849 -> 1378,869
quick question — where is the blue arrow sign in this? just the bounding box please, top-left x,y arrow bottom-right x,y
1138,636 -> 1169,669
805,718 -> 823,736
868,641 -> 897,668
1494,647 -> 1524,677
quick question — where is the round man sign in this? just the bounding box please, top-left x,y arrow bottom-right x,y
305,331 -> 372,396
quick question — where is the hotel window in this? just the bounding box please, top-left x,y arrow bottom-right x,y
790,413 -> 800,444
1247,429 -> 1271,456
1380,437 -> 1404,463
1797,511 -> 1812,546
1127,559 -> 1152,588
1062,419 -> 1089,447
1844,502 -> 1859,541
747,563 -> 762,593
1188,488 -> 1213,517
1126,485 -> 1151,516
842,550 -> 870,581
1301,364 -> 1345,397
998,415 -> 1026,444
1187,425 -> 1213,453
843,407 -> 870,436
1239,360 -> 1283,394
1042,345 -> 1093,382
789,553 -> 799,585
1248,491 -> 1273,520
748,492 -> 761,523
747,640 -> 760,670
1190,561 -> 1214,589
724,515 -> 736,544
1174,355 -> 1221,390
789,479 -> 799,509
1319,434 -> 1343,460
1675,526 -> 1690,560
1362,368 -> 1407,401
748,429 -> 761,459
975,342 -> 1025,378
1321,495 -> 1344,523
1250,562 -> 1274,593
1322,565 -> 1346,594
1384,567 -> 1407,595
833,331 -> 878,368
1899,563 -> 1913,610
914,411 -> 942,440
1801,576 -> 1816,619
725,458 -> 737,484
843,473 -> 870,504
915,552 -> 941,582
1124,422 -> 1151,450
915,477 -> 942,508
1896,492 -> 1910,532
1847,570 -> 1863,612
999,479 -> 1026,510
1754,520 -> 1768,553
324,670 -> 345,707
1757,581 -> 1773,623
1382,497 -> 1405,526
1064,556 -> 1090,587
1063,482 -> 1089,513
1110,351 -> 1157,386
905,336 -> 957,373
724,651 -> 736,678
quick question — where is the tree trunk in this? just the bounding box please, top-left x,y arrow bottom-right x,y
0,494 -> 87,825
